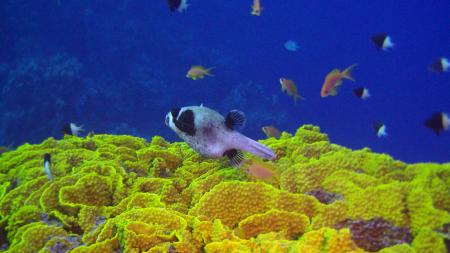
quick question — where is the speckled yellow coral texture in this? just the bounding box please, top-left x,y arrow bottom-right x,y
0,125 -> 448,253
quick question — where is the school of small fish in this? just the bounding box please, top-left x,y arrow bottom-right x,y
2,1 -> 447,185
162,0 -> 450,181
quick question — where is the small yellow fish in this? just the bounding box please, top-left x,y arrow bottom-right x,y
280,78 -> 304,103
186,65 -> 215,80
262,126 -> 281,139
251,0 -> 263,16
244,158 -> 279,184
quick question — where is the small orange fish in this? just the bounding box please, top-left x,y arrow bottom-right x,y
186,65 -> 215,80
251,0 -> 262,16
244,159 -> 279,184
320,64 -> 357,97
280,78 -> 304,103
262,126 -> 281,139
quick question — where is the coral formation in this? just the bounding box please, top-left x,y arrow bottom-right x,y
335,218 -> 413,252
0,124 -> 449,252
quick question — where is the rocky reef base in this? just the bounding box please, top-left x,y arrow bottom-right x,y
0,125 -> 448,253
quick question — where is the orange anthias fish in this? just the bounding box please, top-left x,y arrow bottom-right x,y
245,159 -> 279,184
262,126 -> 281,139
280,78 -> 304,103
320,64 -> 357,97
251,0 -> 263,16
186,65 -> 215,80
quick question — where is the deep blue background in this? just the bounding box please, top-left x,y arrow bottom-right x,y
0,1 -> 449,163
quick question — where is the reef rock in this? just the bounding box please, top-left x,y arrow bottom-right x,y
0,125 -> 448,252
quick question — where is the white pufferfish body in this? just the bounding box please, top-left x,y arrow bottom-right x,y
165,105 -> 276,166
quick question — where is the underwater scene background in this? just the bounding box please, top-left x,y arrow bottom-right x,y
0,0 -> 449,162
0,1 -> 450,253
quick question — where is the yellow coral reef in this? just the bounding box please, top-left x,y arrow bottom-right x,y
0,125 -> 448,252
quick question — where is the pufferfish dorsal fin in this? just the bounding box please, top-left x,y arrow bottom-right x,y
225,110 -> 246,130
223,149 -> 244,168
174,109 -> 196,136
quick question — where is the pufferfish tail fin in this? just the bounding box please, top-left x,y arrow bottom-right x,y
238,135 -> 276,161
342,64 -> 358,81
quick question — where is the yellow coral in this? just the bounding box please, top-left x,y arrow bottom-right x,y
7,223 -> 69,253
274,191 -> 320,218
412,228 -> 447,253
237,209 -> 309,239
0,125 -> 449,253
190,182 -> 275,228
60,173 -> 113,207
346,183 -> 410,226
0,177 -> 48,217
296,228 -> 365,253
311,201 -> 347,229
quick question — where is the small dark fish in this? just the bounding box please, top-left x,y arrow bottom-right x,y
424,112 -> 449,135
87,130 -> 95,138
167,0 -> 188,12
371,33 -> 394,51
43,153 -> 53,181
373,122 -> 387,138
62,123 -> 84,136
429,57 -> 449,73
353,87 -> 371,100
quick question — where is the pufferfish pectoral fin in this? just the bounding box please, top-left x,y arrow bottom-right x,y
225,110 -> 246,130
223,149 -> 244,168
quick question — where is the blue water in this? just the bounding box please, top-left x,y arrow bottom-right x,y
0,1 -> 449,163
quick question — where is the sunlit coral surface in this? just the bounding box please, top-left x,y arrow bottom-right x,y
0,125 -> 448,253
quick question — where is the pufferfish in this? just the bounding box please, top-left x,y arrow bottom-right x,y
165,105 -> 276,166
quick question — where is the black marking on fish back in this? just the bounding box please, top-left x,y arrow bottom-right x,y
171,108 -> 180,119
373,122 -> 384,132
175,109 -> 196,136
225,110 -> 246,130
43,153 -> 51,164
371,33 -> 387,50
44,153 -> 52,166
424,112 -> 443,135
223,149 -> 244,167
353,87 -> 364,98
430,60 -> 443,72
62,123 -> 72,135
167,0 -> 181,11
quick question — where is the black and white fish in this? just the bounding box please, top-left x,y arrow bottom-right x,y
429,57 -> 450,73
373,122 -> 387,138
43,153 -> 53,181
165,105 -> 276,167
353,87 -> 371,100
371,33 -> 394,51
62,123 -> 84,136
167,0 -> 188,12
424,112 -> 449,135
